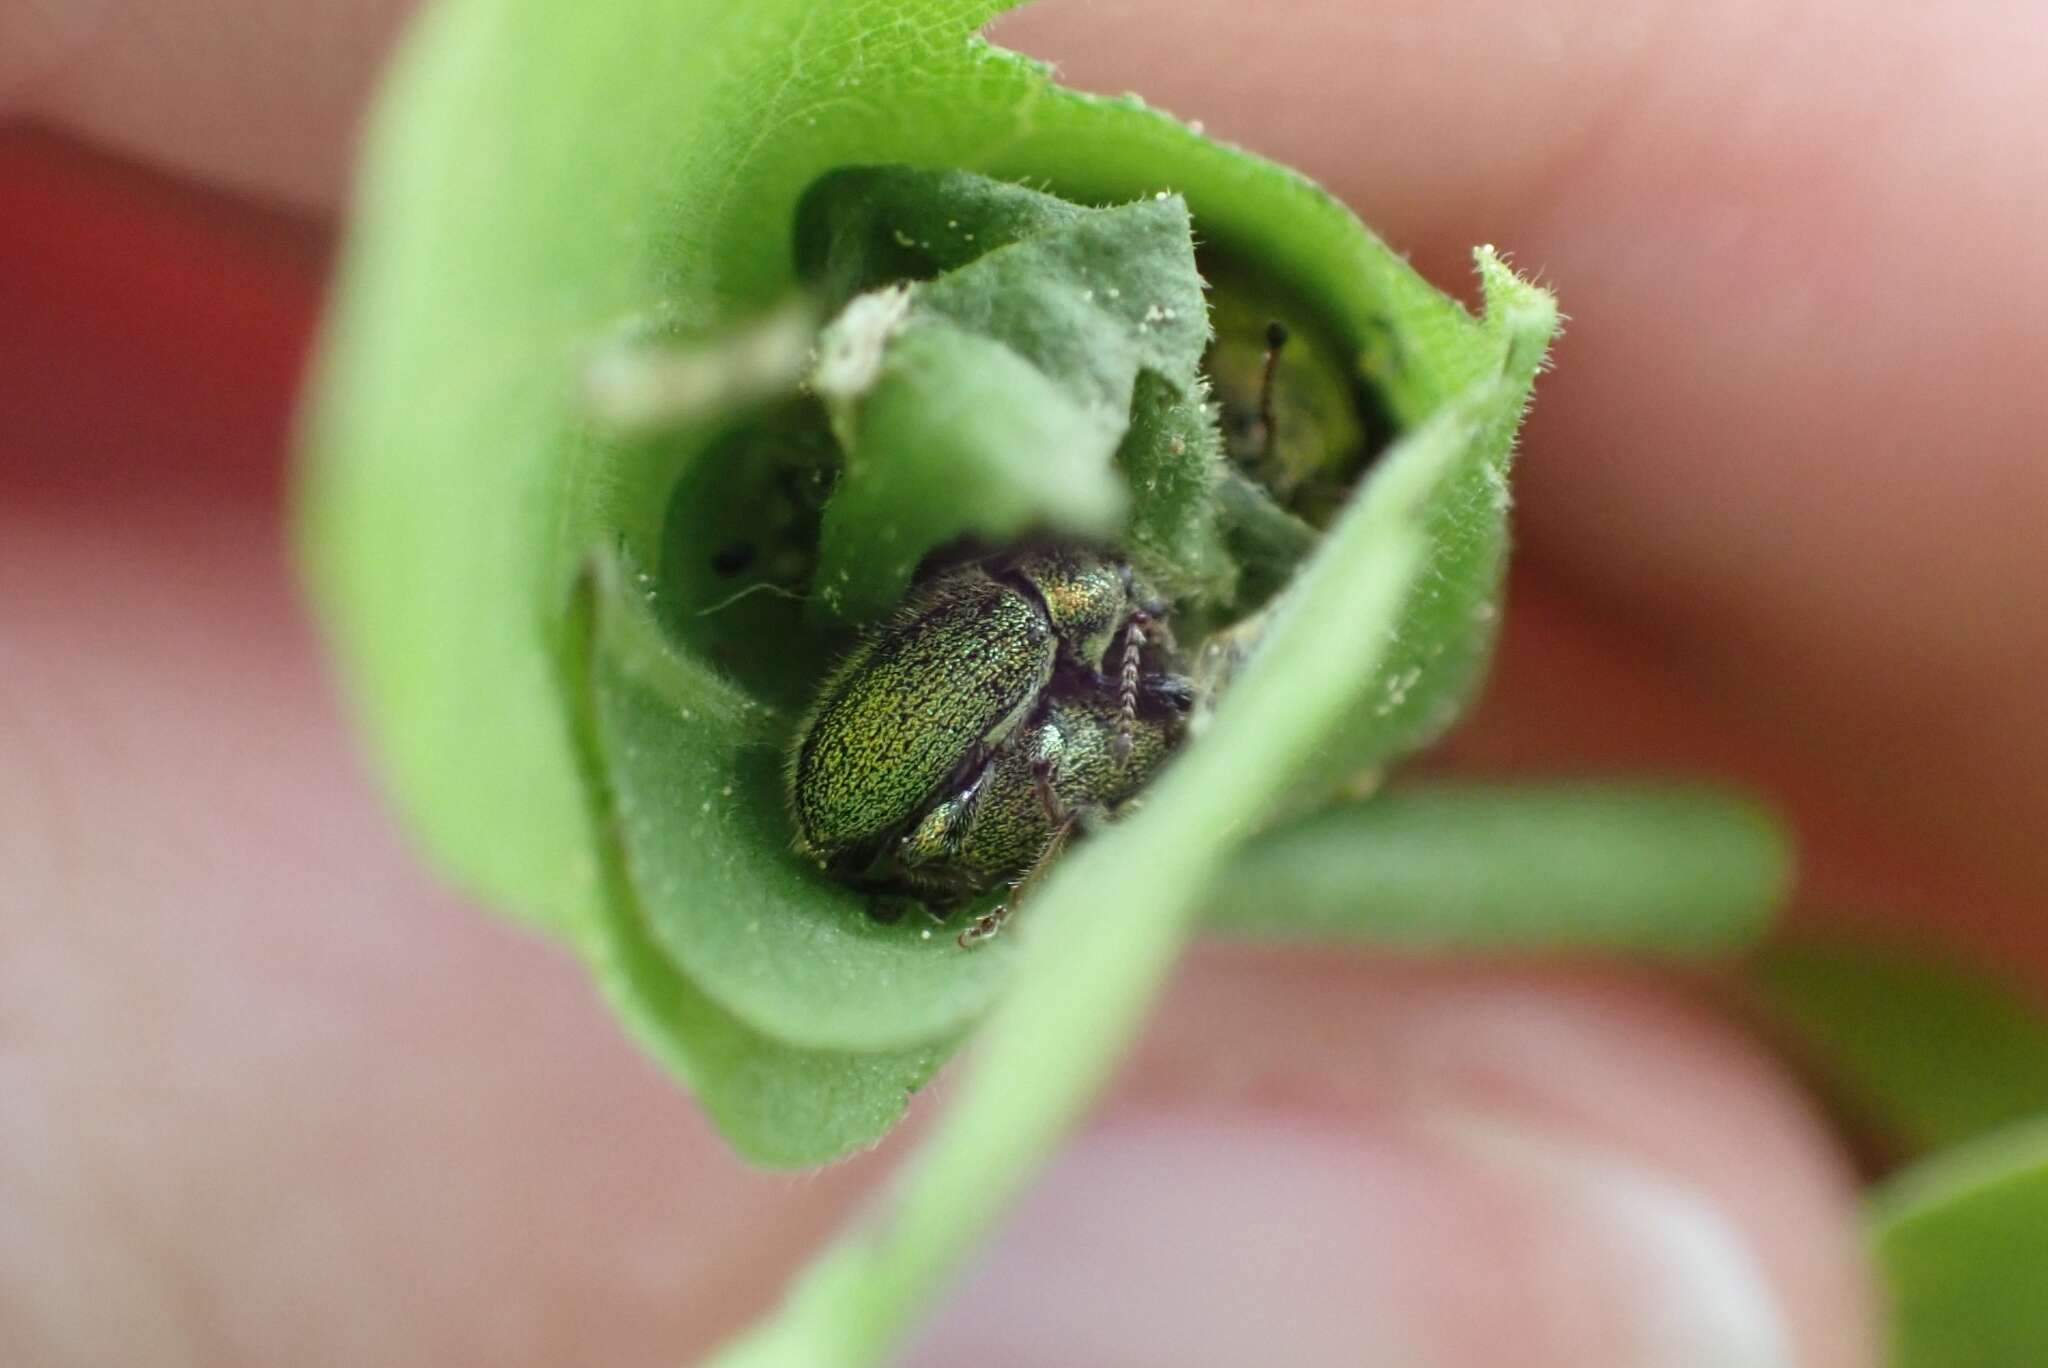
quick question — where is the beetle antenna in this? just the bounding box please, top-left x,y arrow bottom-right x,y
1257,320 -> 1288,468
1114,611 -> 1150,761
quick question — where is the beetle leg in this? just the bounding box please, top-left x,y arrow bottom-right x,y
949,756 -> 997,836
962,728 -> 1086,949
958,817 -> 1078,951
956,906 -> 1006,948
897,755 -> 997,867
1029,751 -> 1068,826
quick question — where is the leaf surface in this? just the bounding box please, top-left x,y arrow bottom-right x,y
1872,1119 -> 2048,1368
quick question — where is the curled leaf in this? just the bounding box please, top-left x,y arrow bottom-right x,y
301,0 -> 1562,1171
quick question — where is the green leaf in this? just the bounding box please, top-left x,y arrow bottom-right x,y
807,182 -> 1217,622
1204,780 -> 1788,955
1118,369 -> 1239,610
808,321 -> 1124,620
585,551 -> 1016,1053
565,559 -> 948,1165
796,164 -> 1085,301
1182,251 -> 1553,797
1754,936 -> 2048,1157
1304,251 -> 1555,788
709,339 -> 1547,1367
581,845 -> 948,1168
1872,1118 -> 2048,1367
301,0 -> 1487,940
1205,268 -> 1379,529
301,0 -> 1555,1183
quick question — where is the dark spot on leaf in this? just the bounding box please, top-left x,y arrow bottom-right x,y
711,541 -> 758,576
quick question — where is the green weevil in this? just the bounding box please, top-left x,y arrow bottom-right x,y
890,687 -> 1186,944
786,546 -> 1187,892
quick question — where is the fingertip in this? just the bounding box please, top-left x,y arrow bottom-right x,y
907,951 -> 1878,1367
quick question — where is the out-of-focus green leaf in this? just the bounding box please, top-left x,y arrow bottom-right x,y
1756,935 -> 2048,1156
565,558 -> 948,1165
1872,1118 -> 2048,1367
1205,781 -> 1788,956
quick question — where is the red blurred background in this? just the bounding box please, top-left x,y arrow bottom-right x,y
1,127 -> 321,507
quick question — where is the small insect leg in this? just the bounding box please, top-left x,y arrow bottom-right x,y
957,905 -> 1009,949
1030,752 -> 1068,825
957,818 -> 1078,951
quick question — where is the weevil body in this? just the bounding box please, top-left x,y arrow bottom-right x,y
787,547 -> 1172,877
888,688 -> 1185,898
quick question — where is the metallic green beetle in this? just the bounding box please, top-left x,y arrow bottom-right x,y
889,687 -> 1184,900
786,547 -> 1172,880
